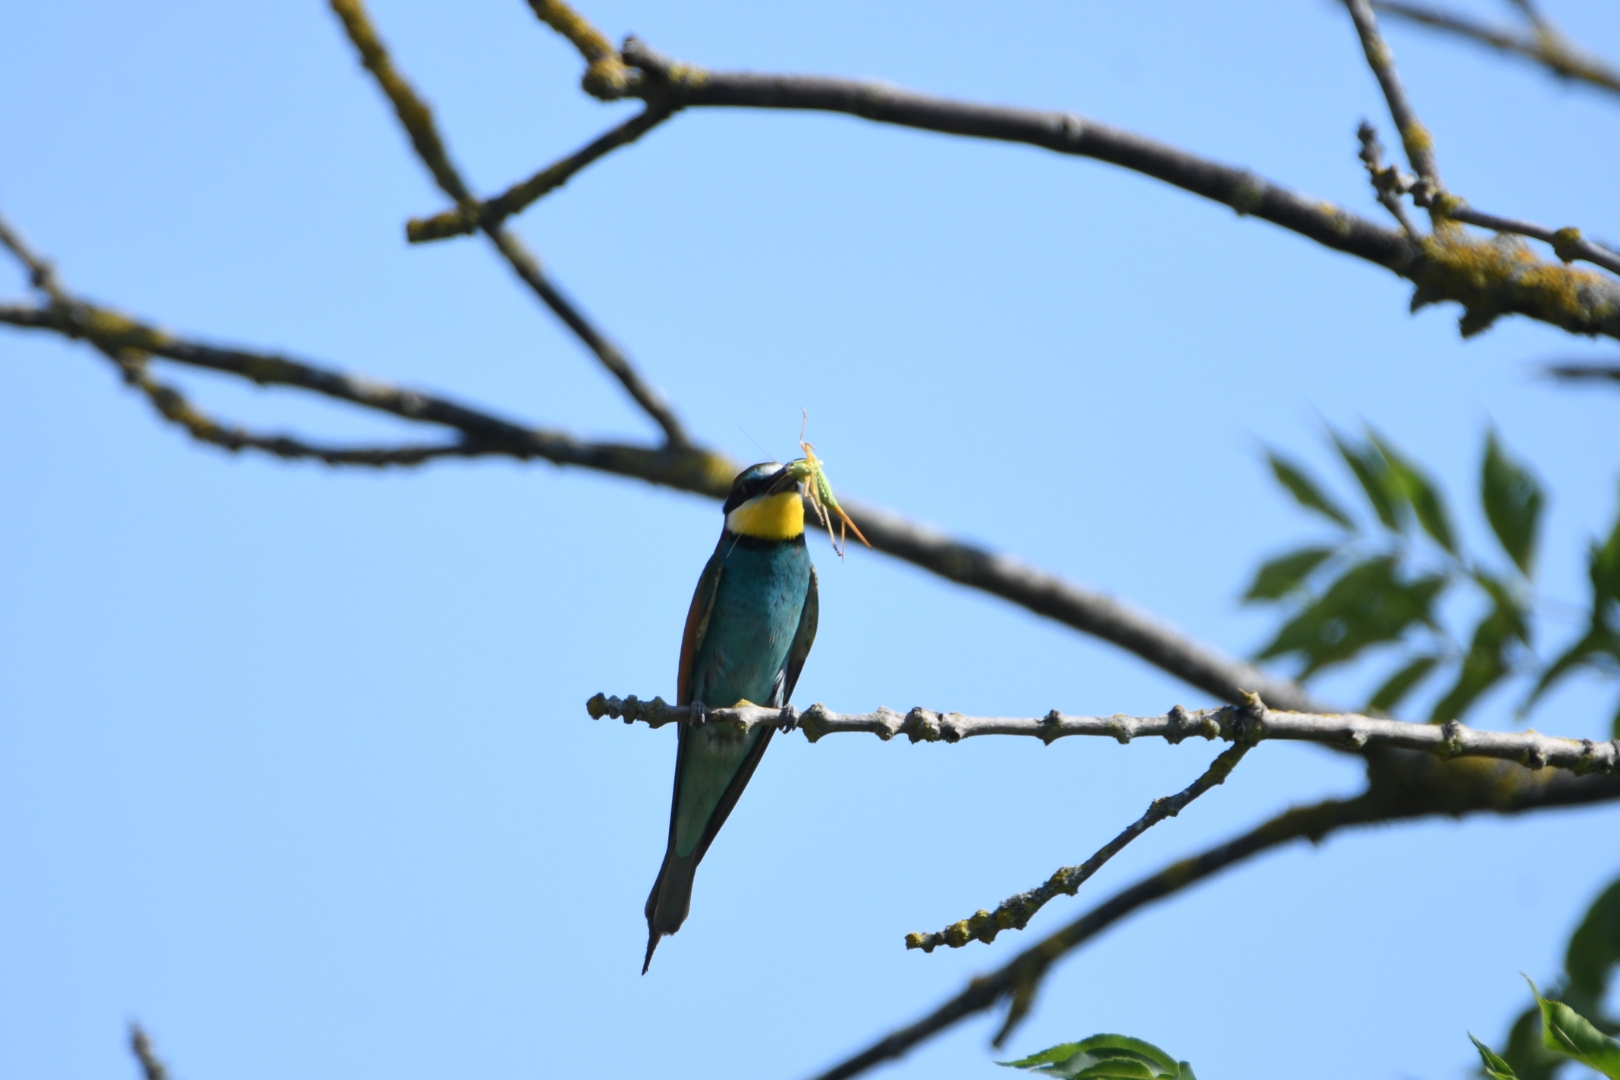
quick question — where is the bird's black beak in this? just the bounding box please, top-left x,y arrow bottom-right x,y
767,465 -> 801,496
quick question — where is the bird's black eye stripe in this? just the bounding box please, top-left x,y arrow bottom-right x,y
722,465 -> 793,513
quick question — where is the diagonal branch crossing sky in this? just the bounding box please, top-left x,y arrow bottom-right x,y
2,2 -> 1618,1079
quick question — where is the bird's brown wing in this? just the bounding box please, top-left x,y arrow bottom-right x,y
675,543 -> 726,707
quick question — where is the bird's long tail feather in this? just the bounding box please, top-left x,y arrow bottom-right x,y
643,847 -> 699,974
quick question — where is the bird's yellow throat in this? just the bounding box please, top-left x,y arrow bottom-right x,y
725,491 -> 805,540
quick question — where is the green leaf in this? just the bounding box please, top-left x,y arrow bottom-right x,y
1332,429 -> 1406,532
1473,571 -> 1533,644
1366,653 -> 1440,714
1068,1060 -> 1160,1080
1243,546 -> 1336,603
1256,556 -> 1446,677
1473,1032 -> 1522,1080
1068,1036 -> 1180,1074
1565,875 -> 1620,1003
1428,599 -> 1523,723
1372,430 -> 1457,553
1595,501 -> 1620,606
1524,624 -> 1620,714
1482,430 -> 1545,576
1501,1001 -> 1565,1080
1000,1035 -> 1187,1080
1002,1044 -> 1091,1070
1265,449 -> 1355,529
1520,500 -> 1620,714
1529,976 -> 1620,1079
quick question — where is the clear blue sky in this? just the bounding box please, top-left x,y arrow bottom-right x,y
3,2 -> 1618,1079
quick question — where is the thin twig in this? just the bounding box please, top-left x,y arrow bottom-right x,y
407,105 -> 674,242
1372,0 -> 1620,97
328,0 -> 690,447
1351,124 -> 1620,276
129,1023 -> 170,1080
587,692 -> 1620,776
0,225 -> 445,463
482,223 -> 690,449
116,355 -> 504,467
0,205 -> 1329,713
0,298 -> 727,484
0,210 -> 64,300
1546,361 -> 1620,385
1442,206 -> 1620,276
616,38 -> 1408,267
523,0 -> 631,97
611,38 -> 1620,340
0,286 -> 1325,710
328,0 -> 470,202
1342,0 -> 1443,195
1356,121 -> 1420,236
803,756 -> 1620,1079
908,741 -> 1253,953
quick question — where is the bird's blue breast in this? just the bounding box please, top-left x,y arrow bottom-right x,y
688,534 -> 812,708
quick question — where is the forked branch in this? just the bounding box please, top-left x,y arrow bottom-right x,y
907,741 -> 1253,953
0,226 -> 1320,713
803,754 -> 1620,1080
589,37 -> 1620,341
406,105 -> 674,242
328,0 -> 690,447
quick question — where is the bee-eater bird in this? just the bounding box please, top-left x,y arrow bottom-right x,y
643,461 -> 819,973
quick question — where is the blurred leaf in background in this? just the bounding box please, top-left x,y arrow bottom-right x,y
1526,977 -> 1620,1080
1479,875 -> 1620,1080
1525,485 -> 1620,737
999,1034 -> 1195,1080
1240,428 -> 1620,727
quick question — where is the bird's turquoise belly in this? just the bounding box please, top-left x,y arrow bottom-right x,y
674,538 -> 810,856
690,540 -> 809,707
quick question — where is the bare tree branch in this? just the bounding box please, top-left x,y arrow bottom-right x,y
0,213 -> 65,301
603,37 -> 1620,342
1356,120 -> 1620,274
587,693 -> 1620,777
0,299 -> 733,487
407,105 -> 674,242
327,0 -> 691,447
1442,207 -> 1620,277
7,7 -> 1618,1076
1357,121 -> 1422,236
803,753 -> 1620,1080
523,0 -> 632,97
0,279 -> 1319,712
1342,0 -> 1444,196
611,38 -> 1406,263
107,345 -> 509,468
1373,0 -> 1620,97
908,740 -> 1253,953
1546,361 -> 1620,385
819,499 -> 1330,712
129,1023 -> 170,1080
3,214 -> 482,465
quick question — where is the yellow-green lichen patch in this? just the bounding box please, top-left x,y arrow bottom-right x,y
663,61 -> 710,90
1553,227 -> 1584,264
1316,201 -> 1354,239
1407,230 -> 1620,339
1402,120 -> 1434,158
